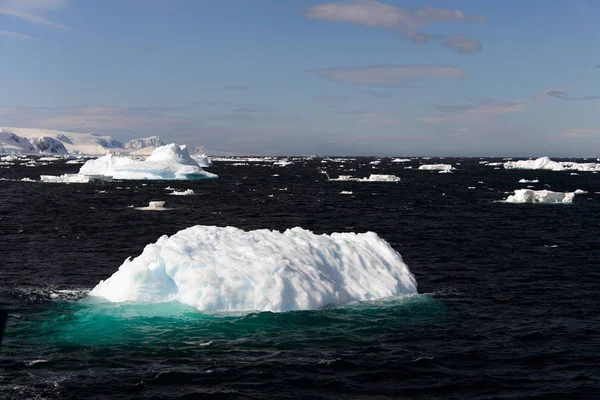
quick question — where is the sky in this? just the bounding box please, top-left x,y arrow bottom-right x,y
0,0 -> 599,156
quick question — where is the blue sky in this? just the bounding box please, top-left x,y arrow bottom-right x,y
0,0 -> 599,156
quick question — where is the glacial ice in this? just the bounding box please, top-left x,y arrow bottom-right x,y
136,201 -> 169,211
169,189 -> 195,196
191,154 -> 212,168
79,144 -> 218,180
418,164 -> 454,173
504,189 -> 576,204
504,157 -> 600,172
327,174 -> 400,182
89,226 -> 418,312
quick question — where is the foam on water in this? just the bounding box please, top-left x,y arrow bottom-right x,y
89,225 -> 418,312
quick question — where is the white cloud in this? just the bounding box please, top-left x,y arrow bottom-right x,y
313,64 -> 468,85
420,99 -> 525,124
0,0 -> 68,30
304,0 -> 484,54
0,29 -> 35,39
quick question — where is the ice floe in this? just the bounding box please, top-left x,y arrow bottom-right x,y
418,164 -> 454,173
89,225 -> 418,312
169,189 -> 195,196
503,189 -> 576,204
504,157 -> 600,172
136,201 -> 169,211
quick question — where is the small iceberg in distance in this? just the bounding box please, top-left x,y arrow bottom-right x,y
504,156 -> 600,172
89,226 -> 418,313
418,164 -> 454,173
321,170 -> 400,182
503,189 -> 576,204
68,144 -> 217,181
136,201 -> 170,211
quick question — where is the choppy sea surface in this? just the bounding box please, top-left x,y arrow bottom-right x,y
1,157 -> 599,399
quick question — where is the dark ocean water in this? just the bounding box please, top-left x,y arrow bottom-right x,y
1,157 -> 599,399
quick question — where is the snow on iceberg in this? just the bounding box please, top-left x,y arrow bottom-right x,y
89,226 -> 418,312
324,172 -> 400,182
79,144 -> 218,180
503,189 -> 576,204
169,189 -> 195,196
418,164 -> 454,173
504,157 -> 600,172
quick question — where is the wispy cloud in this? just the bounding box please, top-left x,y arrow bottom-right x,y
304,0 -> 485,54
224,85 -> 251,92
546,90 -> 599,101
0,0 -> 69,30
561,129 -> 600,137
204,114 -> 300,123
443,37 -> 482,55
313,64 -> 468,86
0,29 -> 35,39
315,95 -> 351,102
0,105 -> 198,137
420,99 -> 525,124
361,90 -> 396,99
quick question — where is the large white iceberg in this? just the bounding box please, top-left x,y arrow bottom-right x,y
504,157 -> 600,172
89,226 -> 418,312
79,144 -> 218,180
504,189 -> 576,204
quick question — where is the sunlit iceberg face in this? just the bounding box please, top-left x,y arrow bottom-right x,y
89,226 -> 418,313
504,189 -> 576,204
78,144 -> 218,180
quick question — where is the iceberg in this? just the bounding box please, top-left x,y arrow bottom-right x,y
391,158 -> 411,163
136,201 -> 169,211
169,189 -> 195,196
191,154 -> 212,168
418,164 -> 454,173
504,157 -> 600,172
89,226 -> 418,312
40,174 -> 112,183
503,189 -> 576,204
324,173 -> 400,182
79,144 -> 218,180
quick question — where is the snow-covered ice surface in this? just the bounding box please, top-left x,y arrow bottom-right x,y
191,154 -> 212,168
504,157 -> 600,172
79,144 -> 218,180
169,189 -> 195,196
327,174 -> 400,182
503,189 -> 576,204
89,226 -> 418,312
136,201 -> 169,211
418,164 -> 454,173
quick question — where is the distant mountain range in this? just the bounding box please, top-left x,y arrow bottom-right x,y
0,127 -> 166,156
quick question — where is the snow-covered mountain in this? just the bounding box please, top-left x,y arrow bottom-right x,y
0,127 -> 165,156
124,136 -> 165,151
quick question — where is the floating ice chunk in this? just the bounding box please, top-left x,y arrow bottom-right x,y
340,191 -> 353,195
504,157 -> 600,172
273,159 -> 293,167
169,189 -> 195,196
418,164 -> 454,173
40,174 -> 112,183
327,173 -> 400,182
89,226 -> 418,312
574,189 -> 588,194
391,158 -> 411,163
518,179 -> 539,183
369,160 -> 381,165
136,201 -> 169,211
504,189 -> 576,204
191,154 -> 212,168
79,144 -> 218,180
